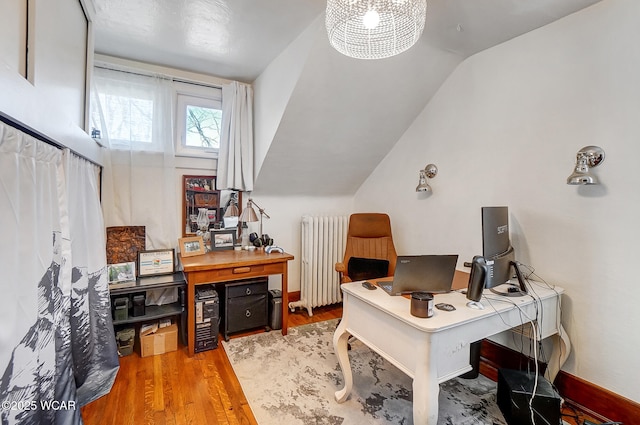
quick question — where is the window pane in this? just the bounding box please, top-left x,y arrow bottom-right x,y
185,105 -> 221,149
97,93 -> 153,146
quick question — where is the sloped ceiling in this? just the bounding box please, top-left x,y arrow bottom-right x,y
252,20 -> 462,195
91,0 -> 604,196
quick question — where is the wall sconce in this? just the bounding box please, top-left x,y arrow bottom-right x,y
416,164 -> 438,193
566,146 -> 605,185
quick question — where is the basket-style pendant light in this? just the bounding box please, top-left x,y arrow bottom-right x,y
326,0 -> 427,60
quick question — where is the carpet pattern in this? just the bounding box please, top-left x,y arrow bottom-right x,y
222,319 -> 508,425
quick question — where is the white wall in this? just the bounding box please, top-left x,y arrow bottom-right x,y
253,16 -> 321,179
355,0 -> 640,402
0,0 -> 100,164
240,193 -> 354,292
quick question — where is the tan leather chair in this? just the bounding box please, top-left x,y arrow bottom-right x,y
335,213 -> 398,283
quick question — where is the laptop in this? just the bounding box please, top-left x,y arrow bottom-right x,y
379,255 -> 458,295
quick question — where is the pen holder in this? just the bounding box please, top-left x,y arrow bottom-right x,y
410,292 -> 434,318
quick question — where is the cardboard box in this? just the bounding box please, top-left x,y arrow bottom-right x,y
139,323 -> 178,357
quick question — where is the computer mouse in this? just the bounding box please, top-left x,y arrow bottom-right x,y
361,281 -> 377,290
436,303 -> 456,312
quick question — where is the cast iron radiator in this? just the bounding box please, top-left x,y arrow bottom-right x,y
288,215 -> 348,316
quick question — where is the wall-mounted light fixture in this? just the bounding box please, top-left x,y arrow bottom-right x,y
566,146 -> 605,185
416,164 -> 438,193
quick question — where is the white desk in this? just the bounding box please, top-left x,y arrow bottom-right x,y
333,281 -> 571,425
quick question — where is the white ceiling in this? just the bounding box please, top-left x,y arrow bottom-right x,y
92,0 -> 602,82
92,0 -> 326,82
91,0 -> 603,195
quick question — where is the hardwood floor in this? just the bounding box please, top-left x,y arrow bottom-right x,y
82,303 -> 593,425
81,305 -> 342,425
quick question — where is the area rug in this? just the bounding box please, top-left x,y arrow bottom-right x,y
222,319 -> 508,425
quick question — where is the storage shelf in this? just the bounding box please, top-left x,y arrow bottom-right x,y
113,303 -> 183,326
109,272 -> 186,295
109,271 -> 187,346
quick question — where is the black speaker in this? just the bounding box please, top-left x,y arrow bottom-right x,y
131,293 -> 145,317
466,256 -> 487,302
497,369 -> 561,425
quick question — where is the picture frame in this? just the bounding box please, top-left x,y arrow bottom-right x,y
178,236 -> 206,257
183,175 -> 219,236
210,229 -> 236,251
107,262 -> 136,286
138,249 -> 175,277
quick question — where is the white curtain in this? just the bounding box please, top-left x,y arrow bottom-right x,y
0,121 -> 118,424
91,67 -> 178,249
217,81 -> 254,191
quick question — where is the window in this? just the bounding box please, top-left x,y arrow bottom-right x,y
91,69 -> 172,152
92,91 -> 154,147
91,68 -> 223,157
175,84 -> 222,158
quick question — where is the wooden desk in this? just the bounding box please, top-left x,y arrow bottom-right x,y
180,249 -> 294,356
333,278 -> 570,425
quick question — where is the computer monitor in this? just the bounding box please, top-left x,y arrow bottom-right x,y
466,207 -> 527,307
482,206 -> 513,289
482,206 -> 510,258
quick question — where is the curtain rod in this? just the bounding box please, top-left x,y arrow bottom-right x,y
94,63 -> 223,90
0,111 -> 102,168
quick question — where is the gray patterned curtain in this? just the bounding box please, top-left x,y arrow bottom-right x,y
0,121 -> 119,424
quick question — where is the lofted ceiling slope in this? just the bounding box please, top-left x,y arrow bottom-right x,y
91,0 -> 603,196
252,22 -> 463,196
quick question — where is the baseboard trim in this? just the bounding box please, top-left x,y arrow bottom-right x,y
288,291 -> 300,303
479,339 -> 640,424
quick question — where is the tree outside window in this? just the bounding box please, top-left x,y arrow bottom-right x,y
185,105 -> 221,149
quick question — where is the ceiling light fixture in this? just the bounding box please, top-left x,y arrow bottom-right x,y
326,0 -> 427,60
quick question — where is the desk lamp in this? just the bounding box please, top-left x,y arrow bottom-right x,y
239,198 -> 270,241
224,200 -> 239,218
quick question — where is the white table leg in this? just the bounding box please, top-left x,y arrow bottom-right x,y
547,324 -> 571,382
413,341 -> 439,425
333,319 -> 352,403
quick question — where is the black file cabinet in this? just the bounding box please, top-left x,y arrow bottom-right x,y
223,277 -> 269,341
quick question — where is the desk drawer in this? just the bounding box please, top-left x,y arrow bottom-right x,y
227,279 -> 268,298
226,294 -> 268,333
198,263 -> 284,282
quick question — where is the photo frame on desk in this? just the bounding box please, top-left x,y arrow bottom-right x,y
107,262 -> 136,289
138,249 -> 175,277
178,236 -> 206,257
210,229 -> 236,251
